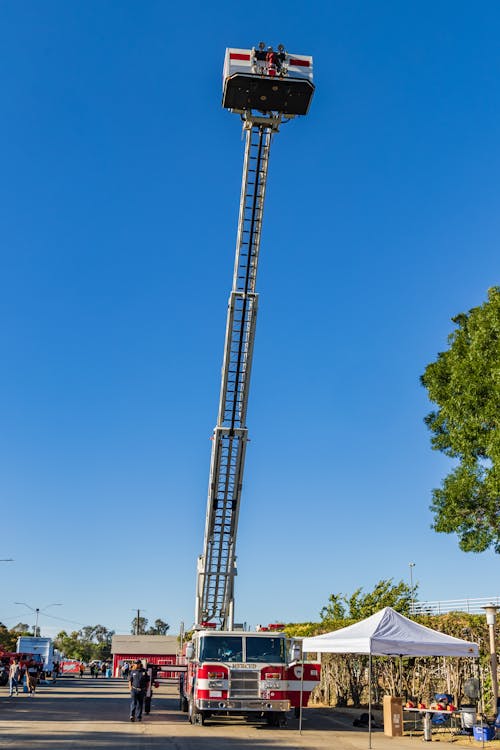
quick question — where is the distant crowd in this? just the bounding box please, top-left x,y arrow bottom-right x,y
88,661 -> 112,678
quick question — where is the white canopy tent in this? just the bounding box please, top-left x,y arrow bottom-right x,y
302,606 -> 479,657
301,607 -> 478,746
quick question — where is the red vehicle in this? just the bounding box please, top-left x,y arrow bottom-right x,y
0,651 -> 42,685
182,44 -> 319,729
180,627 -> 319,726
60,659 -> 82,676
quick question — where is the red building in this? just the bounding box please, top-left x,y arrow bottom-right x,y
111,635 -> 180,678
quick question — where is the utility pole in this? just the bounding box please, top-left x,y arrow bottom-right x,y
136,609 -> 140,636
179,621 -> 184,657
15,602 -> 61,637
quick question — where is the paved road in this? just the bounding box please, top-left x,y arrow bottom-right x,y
0,678 -> 473,750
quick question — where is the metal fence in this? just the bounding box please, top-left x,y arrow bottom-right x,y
412,596 -> 500,615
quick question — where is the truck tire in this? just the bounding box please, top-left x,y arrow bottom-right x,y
180,695 -> 189,712
188,697 -> 205,725
266,711 -> 287,727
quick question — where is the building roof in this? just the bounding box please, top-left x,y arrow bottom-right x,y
111,634 -> 179,655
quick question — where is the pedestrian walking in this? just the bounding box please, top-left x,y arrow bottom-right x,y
129,659 -> 149,722
79,662 -> 85,678
26,662 -> 39,695
8,659 -> 20,696
121,661 -> 130,680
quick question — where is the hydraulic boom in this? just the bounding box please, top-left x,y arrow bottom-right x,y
195,45 -> 314,630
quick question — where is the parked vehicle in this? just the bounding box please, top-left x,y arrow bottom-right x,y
180,626 -> 319,726
16,637 -> 54,678
0,650 -> 42,684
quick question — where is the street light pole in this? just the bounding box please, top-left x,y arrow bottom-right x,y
482,605 -> 498,714
14,602 -> 62,636
409,562 -> 415,615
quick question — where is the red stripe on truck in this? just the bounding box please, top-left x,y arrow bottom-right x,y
289,58 -> 310,67
230,53 -> 251,61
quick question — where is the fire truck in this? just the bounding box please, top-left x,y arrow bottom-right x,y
181,626 -> 319,725
180,44 -> 319,726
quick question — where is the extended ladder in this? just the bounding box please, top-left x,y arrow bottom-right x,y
195,114 -> 281,629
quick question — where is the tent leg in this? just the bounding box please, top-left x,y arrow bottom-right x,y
369,653 -> 372,750
299,659 -> 305,734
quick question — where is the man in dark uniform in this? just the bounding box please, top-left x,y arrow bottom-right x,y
129,659 -> 149,722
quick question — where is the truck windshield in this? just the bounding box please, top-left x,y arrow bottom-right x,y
199,636 -> 243,662
246,637 -> 286,663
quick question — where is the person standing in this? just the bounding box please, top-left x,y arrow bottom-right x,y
26,661 -> 39,696
8,659 -> 20,697
79,662 -> 85,678
129,659 -> 149,722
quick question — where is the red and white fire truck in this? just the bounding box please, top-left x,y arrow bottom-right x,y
180,627 -> 319,726
182,45 -> 319,726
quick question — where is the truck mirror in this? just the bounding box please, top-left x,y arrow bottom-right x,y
185,643 -> 194,660
290,643 -> 301,661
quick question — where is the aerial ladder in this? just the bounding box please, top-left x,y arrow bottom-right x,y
195,44 -> 314,630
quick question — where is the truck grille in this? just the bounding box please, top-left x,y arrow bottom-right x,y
228,669 -> 259,698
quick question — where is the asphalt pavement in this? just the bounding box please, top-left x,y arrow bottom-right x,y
0,677 -> 488,750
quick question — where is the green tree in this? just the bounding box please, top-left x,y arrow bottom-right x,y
11,622 -> 30,633
148,619 -> 170,635
421,287 -> 500,553
54,625 -> 114,661
320,579 -> 414,622
129,616 -> 170,635
0,623 -> 32,651
130,616 -> 148,635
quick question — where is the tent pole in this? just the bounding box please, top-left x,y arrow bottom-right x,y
298,653 -> 305,735
368,652 -> 372,750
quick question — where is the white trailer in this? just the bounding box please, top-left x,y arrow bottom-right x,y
17,636 -> 54,676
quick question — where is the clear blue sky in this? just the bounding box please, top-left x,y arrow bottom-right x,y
1,1 -> 498,638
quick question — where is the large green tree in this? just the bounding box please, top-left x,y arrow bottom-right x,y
320,578 -> 414,622
148,619 -> 170,635
130,616 -> 170,635
0,623 -> 32,651
421,286 -> 500,553
55,624 -> 114,661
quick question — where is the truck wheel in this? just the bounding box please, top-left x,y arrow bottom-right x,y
188,697 -> 198,724
188,698 -> 205,726
266,711 -> 286,727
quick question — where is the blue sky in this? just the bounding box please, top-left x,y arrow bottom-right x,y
1,1 -> 498,638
